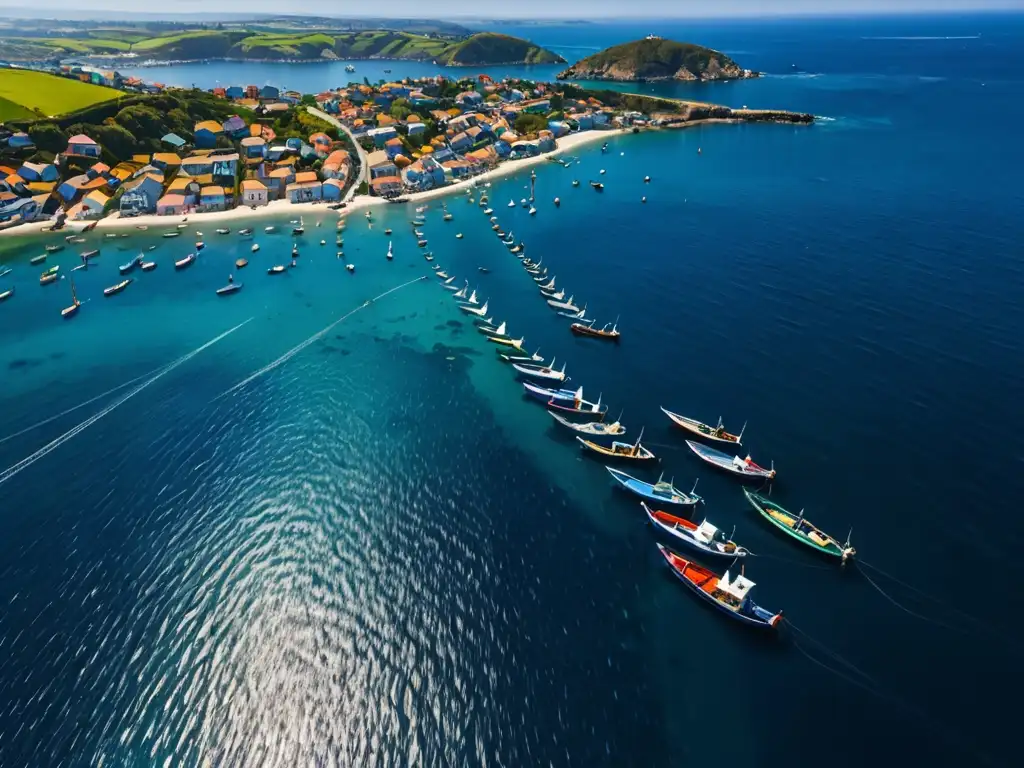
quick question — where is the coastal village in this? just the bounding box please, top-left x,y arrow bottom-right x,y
0,68 -> 635,230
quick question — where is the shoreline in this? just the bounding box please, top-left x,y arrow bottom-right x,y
0,129 -> 623,238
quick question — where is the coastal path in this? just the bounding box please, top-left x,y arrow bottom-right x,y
307,106 -> 368,202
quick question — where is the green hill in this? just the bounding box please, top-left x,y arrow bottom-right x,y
0,29 -> 563,66
0,69 -> 123,119
557,37 -> 754,82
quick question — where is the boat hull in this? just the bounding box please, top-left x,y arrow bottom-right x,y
685,441 -> 774,481
644,504 -> 746,558
661,408 -> 741,445
606,467 -> 698,506
743,489 -> 850,561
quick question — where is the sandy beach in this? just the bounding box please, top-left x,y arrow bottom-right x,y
0,129 -> 624,240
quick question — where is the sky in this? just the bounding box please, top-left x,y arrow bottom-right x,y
0,0 -> 1020,19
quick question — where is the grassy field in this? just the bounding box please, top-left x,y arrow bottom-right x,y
0,70 -> 122,118
0,95 -> 38,121
131,30 -> 225,51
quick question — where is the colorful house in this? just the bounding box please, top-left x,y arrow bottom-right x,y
199,186 -> 227,211
321,178 -> 344,201
407,122 -> 426,136
384,137 -> 405,160
119,173 -> 163,216
17,161 -> 59,183
370,176 -> 403,198
322,150 -> 349,180
222,115 -> 248,138
80,190 -> 109,218
66,134 -> 100,159
162,133 -> 187,149
366,126 -> 398,148
156,194 -> 187,216
449,132 -> 473,153
366,150 -> 398,180
240,178 -> 268,207
225,86 -> 244,99
260,85 -> 280,100
240,136 -> 266,159
7,132 -> 33,150
194,120 -> 224,149
285,179 -> 322,203
57,174 -> 90,202
309,133 -> 332,155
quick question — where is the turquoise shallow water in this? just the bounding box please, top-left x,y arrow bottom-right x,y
3,14 -> 1024,767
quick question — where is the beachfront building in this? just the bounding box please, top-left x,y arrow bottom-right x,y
119,173 -> 163,215
366,150 -> 398,180
194,120 -> 224,149
65,134 -> 100,159
403,157 -> 445,190
199,186 -> 227,211
80,190 -> 109,218
156,194 -> 187,216
370,176 -> 403,198
322,150 -> 349,180
240,179 -> 268,207
260,85 -> 280,100
17,161 -> 59,183
321,178 -> 343,201
57,174 -> 90,203
265,167 -> 294,200
286,176 -> 322,203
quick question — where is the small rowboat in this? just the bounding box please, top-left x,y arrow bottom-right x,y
216,228 -> 231,235
163,231 -> 181,238
459,300 -> 489,317
45,244 -> 65,253
0,287 -> 14,302
30,254 -> 47,265
140,261 -> 156,271
119,255 -> 142,275
40,268 -> 60,285
513,359 -> 567,383
607,468 -> 701,506
103,278 -> 132,297
268,265 -> 286,275
577,427 -> 655,462
643,503 -> 748,559
656,544 -> 782,629
685,440 -> 775,481
235,258 -> 248,269
174,253 -> 196,270
216,281 -> 242,296
549,411 -> 625,436
499,349 -> 544,365
661,407 -> 745,446
743,488 -> 855,562
538,277 -> 556,291
523,382 -> 578,402
571,319 -> 620,341
238,228 -> 253,236
81,249 -> 99,259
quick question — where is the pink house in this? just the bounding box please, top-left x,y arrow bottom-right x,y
66,134 -> 101,159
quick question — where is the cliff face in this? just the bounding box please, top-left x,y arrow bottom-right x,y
557,37 -> 756,83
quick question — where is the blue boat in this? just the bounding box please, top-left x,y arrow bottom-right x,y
606,467 -> 702,506
119,255 -> 142,275
656,544 -> 782,630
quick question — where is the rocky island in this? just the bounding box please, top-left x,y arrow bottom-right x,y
557,35 -> 757,83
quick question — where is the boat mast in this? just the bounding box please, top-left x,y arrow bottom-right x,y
737,421 -> 747,443
70,277 -> 78,304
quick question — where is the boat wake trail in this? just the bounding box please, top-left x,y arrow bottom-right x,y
0,364 -> 169,447
216,275 -> 427,399
0,319 -> 251,488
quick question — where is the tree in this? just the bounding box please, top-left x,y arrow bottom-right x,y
27,123 -> 66,154
300,94 -> 317,107
514,113 -> 548,136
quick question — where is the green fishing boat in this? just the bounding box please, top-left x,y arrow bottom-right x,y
743,488 -> 855,563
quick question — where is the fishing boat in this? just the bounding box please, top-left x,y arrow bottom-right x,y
216,277 -> 242,295
119,255 -> 142,275
571,319 -> 620,341
572,180 -> 580,187
458,289 -> 479,306
541,288 -> 565,301
174,253 -> 196,270
644,503 -> 747,558
291,244 -> 299,257
81,249 -> 99,259
547,391 -> 608,420
547,296 -> 580,312
558,303 -> 587,320
45,244 -> 64,253
61,278 -> 81,318
607,468 -> 702,506
216,228 -> 230,235
386,241 -> 393,260
743,488 -> 855,562
268,265 -> 286,275
549,411 -> 625,436
417,239 -> 428,248
577,427 -> 655,462
238,228 -> 253,236
477,320 -> 507,337
384,228 -> 393,235
456,233 -> 464,239
508,199 -> 515,208
537,277 -> 556,291
488,334 -> 525,350
523,382 -> 579,403
30,254 -> 47,265
195,241 -> 205,251
483,208 -> 494,215
661,408 -> 745,446
235,258 -> 248,269
141,261 -> 157,271
346,263 -> 355,273
452,283 -> 469,300
163,231 -> 181,238
251,244 -> 260,253
0,286 -> 12,302
499,349 -> 545,365
292,225 -> 304,235
590,182 -> 604,191
0,267 -> 11,278
103,278 -> 132,297
513,359 -> 567,383
657,545 -> 782,629
265,226 -> 276,233
443,212 -> 453,222
69,236 -> 87,244
685,441 -> 775,481
40,266 -> 60,285
436,270 -> 450,279
459,300 -> 489,317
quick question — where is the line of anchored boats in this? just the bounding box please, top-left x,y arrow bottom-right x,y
449,173 -> 858,633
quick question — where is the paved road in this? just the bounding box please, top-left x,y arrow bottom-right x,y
306,106 -> 368,201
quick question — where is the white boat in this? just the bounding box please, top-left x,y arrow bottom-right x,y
508,199 -> 516,208
483,208 -> 494,215
643,502 -> 748,559
251,243 -> 260,252
442,280 -> 461,291
549,411 -> 626,436
538,277 -> 556,290
541,288 -> 565,301
387,241 -> 393,260
547,295 -> 580,312
346,263 -> 355,272
459,300 -> 489,317
460,289 -> 479,306
513,359 -> 567,383
265,226 -> 276,233
452,282 -> 469,299
529,207 -> 537,215
478,321 -> 507,338
436,270 -> 449,279
520,198 -> 528,207
558,303 -> 587,319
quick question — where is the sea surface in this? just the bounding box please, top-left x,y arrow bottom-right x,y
3,13 -> 1024,767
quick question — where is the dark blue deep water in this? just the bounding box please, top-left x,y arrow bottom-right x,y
3,14 -> 1024,767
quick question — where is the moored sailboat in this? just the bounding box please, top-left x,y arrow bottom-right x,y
512,359 -> 567,383
571,319 -> 620,341
685,441 -> 775,481
174,252 -> 196,270
61,277 -> 81,318
103,278 -> 132,296
743,488 -> 855,562
548,411 -> 625,436
643,503 -> 748,558
577,427 -> 655,462
607,468 -> 701,506
661,407 -> 745,446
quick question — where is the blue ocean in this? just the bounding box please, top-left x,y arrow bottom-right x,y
3,13 -> 1024,766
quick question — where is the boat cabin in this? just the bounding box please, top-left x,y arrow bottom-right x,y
713,571 -> 755,609
694,521 -> 721,545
